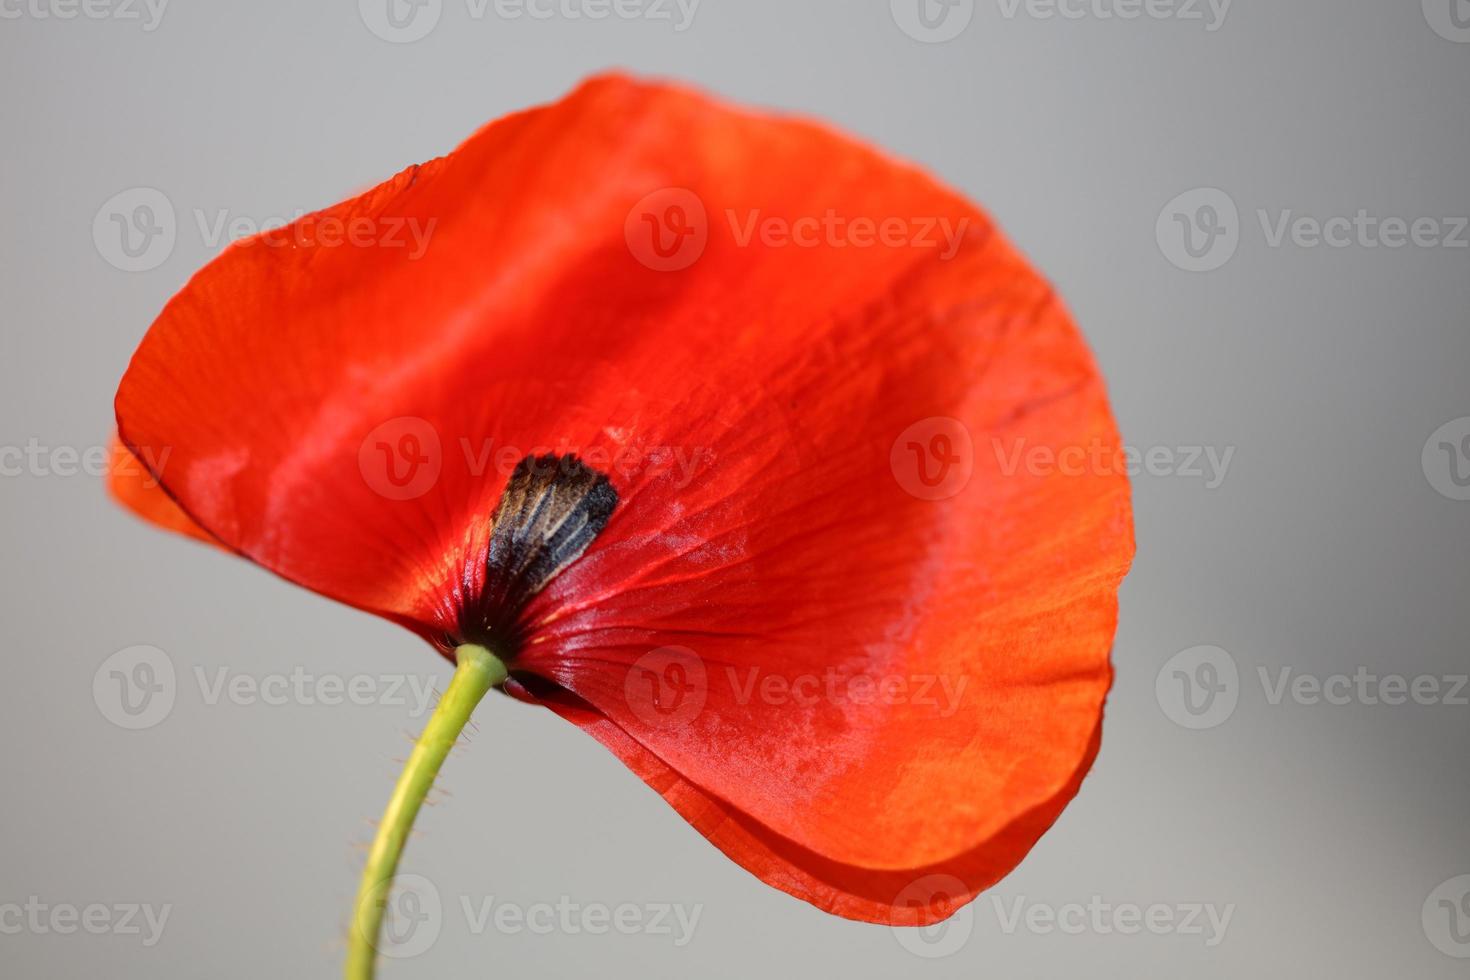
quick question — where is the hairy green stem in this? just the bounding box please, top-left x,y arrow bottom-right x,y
345,643 -> 506,980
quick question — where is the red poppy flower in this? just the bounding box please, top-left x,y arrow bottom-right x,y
112,72 -> 1133,941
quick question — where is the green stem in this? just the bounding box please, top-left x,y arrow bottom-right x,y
345,643 -> 507,980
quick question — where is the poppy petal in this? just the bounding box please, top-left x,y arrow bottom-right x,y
508,677 -> 1105,924
107,435 -> 218,546
113,73 -> 1133,923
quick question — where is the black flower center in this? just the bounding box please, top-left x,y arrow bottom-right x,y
453,453 -> 617,657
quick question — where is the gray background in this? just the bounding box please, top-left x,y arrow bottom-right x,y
2,0 -> 1468,976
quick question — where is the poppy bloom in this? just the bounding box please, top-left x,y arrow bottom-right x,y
111,73 -> 1133,972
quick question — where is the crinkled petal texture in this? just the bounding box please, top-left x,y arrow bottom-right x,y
114,74 -> 1133,925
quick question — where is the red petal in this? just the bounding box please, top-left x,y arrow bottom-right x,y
114,73 -> 1133,922
107,434 -> 219,546
508,678 -> 1105,925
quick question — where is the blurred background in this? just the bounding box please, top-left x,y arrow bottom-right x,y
2,0 -> 1467,976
